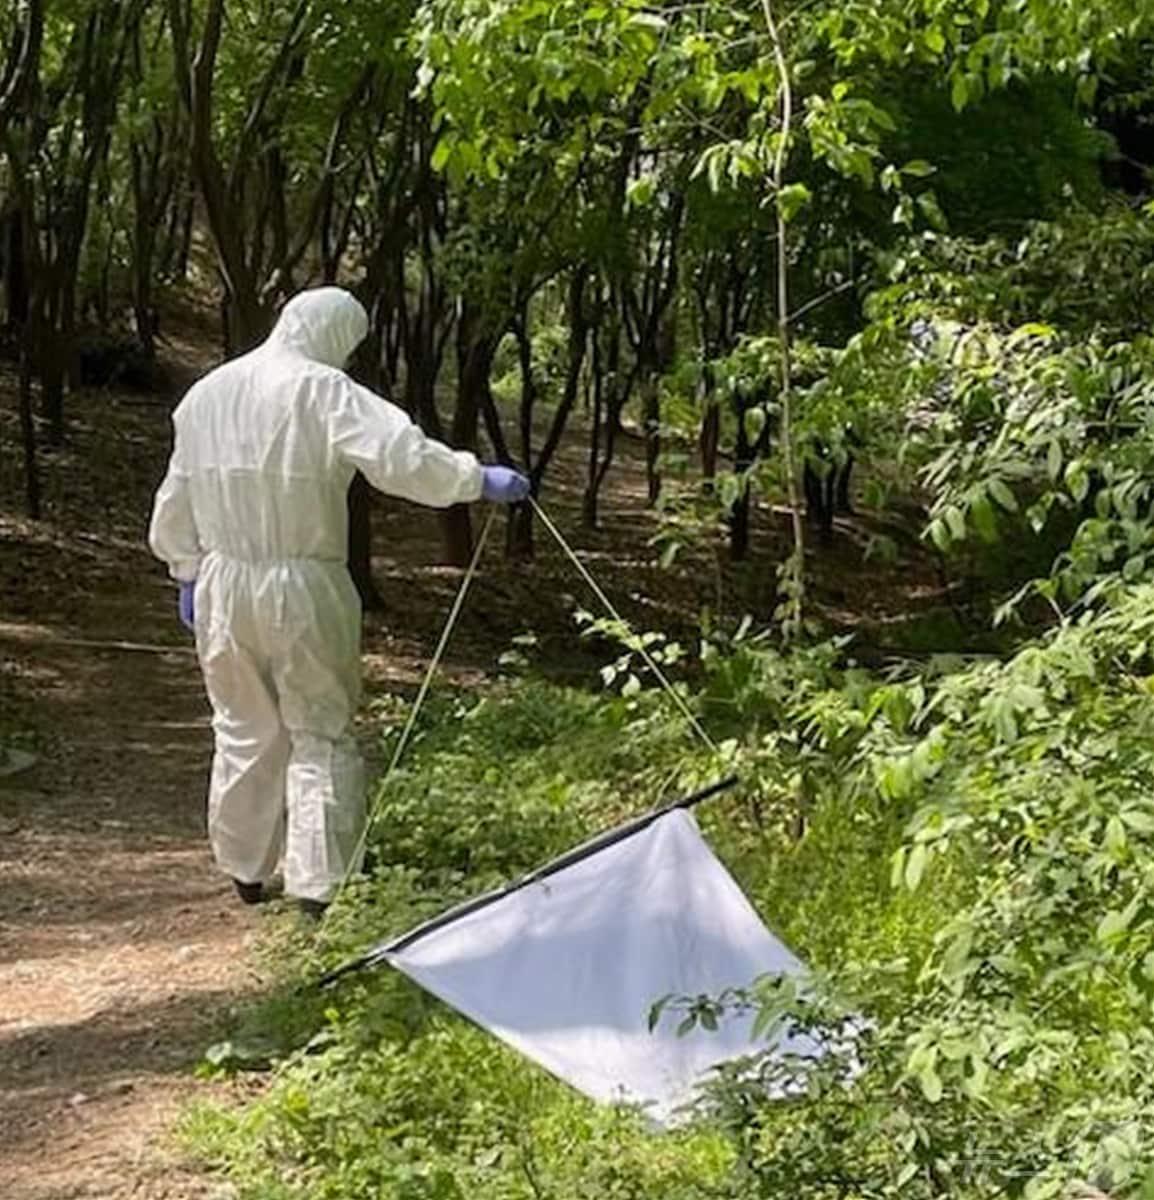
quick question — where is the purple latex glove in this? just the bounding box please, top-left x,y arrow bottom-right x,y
481,466 -> 531,504
178,580 -> 195,632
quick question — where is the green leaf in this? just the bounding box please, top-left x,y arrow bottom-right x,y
1121,808 -> 1154,835
430,138 -> 453,173
777,182 -> 812,223
648,995 -> 673,1032
626,176 -> 656,208
902,159 -> 936,178
989,696 -> 1018,743
918,1064 -> 943,1103
925,27 -> 946,55
1139,1163 -> 1154,1200
950,72 -> 970,112
988,479 -> 1018,514
629,12 -> 667,31
1046,440 -> 1063,482
971,493 -> 998,542
945,506 -> 966,542
941,926 -> 975,982
916,191 -> 947,231
905,842 -> 928,891
1097,906 -> 1134,944
1065,462 -> 1090,504
743,406 -> 767,442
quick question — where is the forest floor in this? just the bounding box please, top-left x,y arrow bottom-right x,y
0,317 -> 952,1199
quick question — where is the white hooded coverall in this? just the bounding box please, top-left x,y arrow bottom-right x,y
149,288 -> 483,901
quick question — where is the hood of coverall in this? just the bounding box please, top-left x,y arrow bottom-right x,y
268,287 -> 369,368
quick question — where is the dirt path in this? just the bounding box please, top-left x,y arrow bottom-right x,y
0,599 -> 262,1198
0,355 -> 265,1198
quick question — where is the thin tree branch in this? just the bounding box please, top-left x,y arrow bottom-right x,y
761,0 -> 805,635
787,277 -> 857,326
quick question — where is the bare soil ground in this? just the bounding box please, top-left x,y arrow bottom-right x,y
0,326 -> 950,1199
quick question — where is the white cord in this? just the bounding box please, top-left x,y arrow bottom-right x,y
331,506 -> 498,904
530,497 -> 720,756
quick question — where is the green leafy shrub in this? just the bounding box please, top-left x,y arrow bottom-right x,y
183,609 -> 1154,1199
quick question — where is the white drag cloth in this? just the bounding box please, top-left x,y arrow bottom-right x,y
384,808 -> 818,1123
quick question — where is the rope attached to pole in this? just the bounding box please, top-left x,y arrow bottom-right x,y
529,497 -> 720,756
327,495 -> 721,915
330,506 -> 498,906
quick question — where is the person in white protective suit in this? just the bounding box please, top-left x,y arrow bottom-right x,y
148,287 -> 529,917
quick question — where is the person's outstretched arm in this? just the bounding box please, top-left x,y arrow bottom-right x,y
328,380 -> 527,506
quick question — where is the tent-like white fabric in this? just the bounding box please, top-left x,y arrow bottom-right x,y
375,807 -> 820,1124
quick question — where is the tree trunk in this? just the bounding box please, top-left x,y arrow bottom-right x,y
435,300 -> 500,570
478,368 -> 513,465
59,255 -> 81,401
505,500 -> 534,560
729,405 -> 753,563
356,323 -> 386,393
583,322 -> 604,529
161,185 -> 193,281
441,504 -> 475,567
700,405 -> 720,482
730,486 -> 751,563
511,267 -> 591,559
642,363 -> 661,507
699,363 -> 720,483
94,223 -> 115,330
729,393 -> 773,563
513,307 -> 535,468
453,300 -> 490,449
347,473 -> 384,611
3,209 -> 29,328
224,286 -> 271,355
532,267 -> 589,482
590,339 -> 636,520
39,318 -> 65,447
835,449 -> 855,513
129,133 -> 163,356
18,332 -> 40,518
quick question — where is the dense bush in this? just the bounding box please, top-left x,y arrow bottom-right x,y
183,569 -> 1154,1197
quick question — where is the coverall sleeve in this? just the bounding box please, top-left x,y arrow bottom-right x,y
148,432 -> 202,583
328,381 -> 484,507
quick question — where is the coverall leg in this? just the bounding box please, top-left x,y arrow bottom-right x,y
197,558 -> 365,902
199,613 -> 291,887
274,564 -> 366,903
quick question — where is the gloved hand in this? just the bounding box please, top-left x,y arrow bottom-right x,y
481,465 -> 531,504
178,580 -> 195,632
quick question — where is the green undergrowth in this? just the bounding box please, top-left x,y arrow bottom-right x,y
180,681 -> 747,1198
181,605 -> 1154,1197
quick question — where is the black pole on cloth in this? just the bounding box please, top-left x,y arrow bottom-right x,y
316,775 -> 740,989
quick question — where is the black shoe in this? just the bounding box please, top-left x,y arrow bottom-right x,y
297,898 -> 328,921
232,878 -> 264,906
